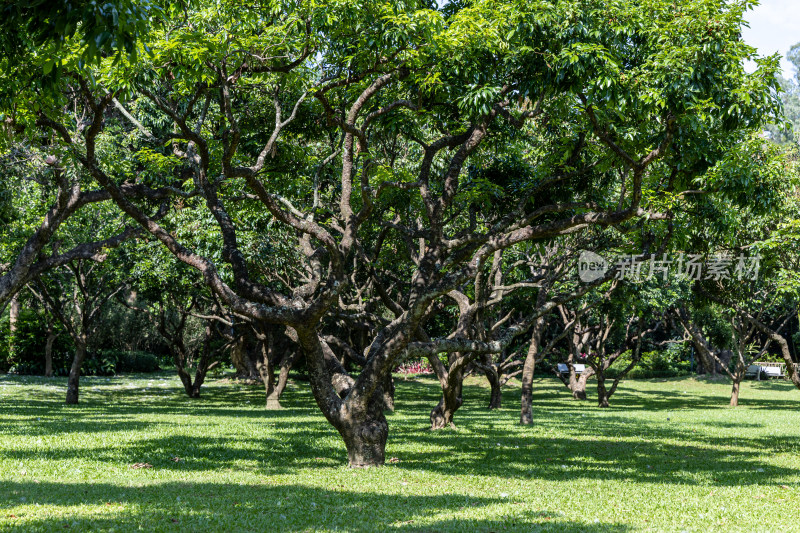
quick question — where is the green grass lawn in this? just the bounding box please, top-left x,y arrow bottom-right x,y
1,372 -> 799,532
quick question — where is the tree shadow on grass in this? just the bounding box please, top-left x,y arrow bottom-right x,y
5,409 -> 792,488
0,376 -> 322,432
389,430 -> 799,489
383,380 -> 800,488
0,480 -> 631,532
2,374 -> 800,489
533,385 -> 800,413
605,389 -> 800,412
0,430 -> 347,475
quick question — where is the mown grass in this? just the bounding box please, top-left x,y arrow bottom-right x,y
1,372 -> 799,532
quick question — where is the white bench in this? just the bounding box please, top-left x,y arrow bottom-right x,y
557,363 -> 586,376
745,365 -> 784,380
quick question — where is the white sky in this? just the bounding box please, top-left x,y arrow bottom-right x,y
741,0 -> 800,78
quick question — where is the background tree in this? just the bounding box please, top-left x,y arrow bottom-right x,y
31,258 -> 126,404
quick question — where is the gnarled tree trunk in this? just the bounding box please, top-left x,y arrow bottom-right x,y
294,326 -> 391,468
429,354 -> 465,430
568,366 -> 593,400
430,374 -> 463,429
339,413 -> 388,467
251,325 -> 302,409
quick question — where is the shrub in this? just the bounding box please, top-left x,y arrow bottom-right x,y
607,346 -> 692,379
0,309 -> 73,374
98,350 -> 160,373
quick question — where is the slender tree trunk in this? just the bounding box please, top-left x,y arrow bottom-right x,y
597,371 -> 610,408
191,367 -> 208,398
479,354 -> 502,409
520,319 -> 544,424
44,322 -> 56,378
158,314 -> 196,397
677,307 -> 718,376
177,368 -> 194,396
729,354 -> 745,407
519,351 -> 537,423
188,326 -> 216,399
256,335 -> 281,409
263,363 -> 280,409
8,293 -> 19,359
269,351 -> 298,408
694,341 -> 716,376
274,361 -> 292,399
44,334 -> 56,377
730,378 -> 741,407
65,340 -> 87,404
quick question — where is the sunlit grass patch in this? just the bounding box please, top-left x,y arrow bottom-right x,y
1,373 -> 799,532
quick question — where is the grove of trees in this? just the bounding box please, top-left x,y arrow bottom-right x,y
2,0 -> 799,467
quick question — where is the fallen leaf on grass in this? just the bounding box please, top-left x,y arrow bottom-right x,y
388,457 -> 400,463
130,463 -> 152,469
171,457 -> 182,462
781,485 -> 791,490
